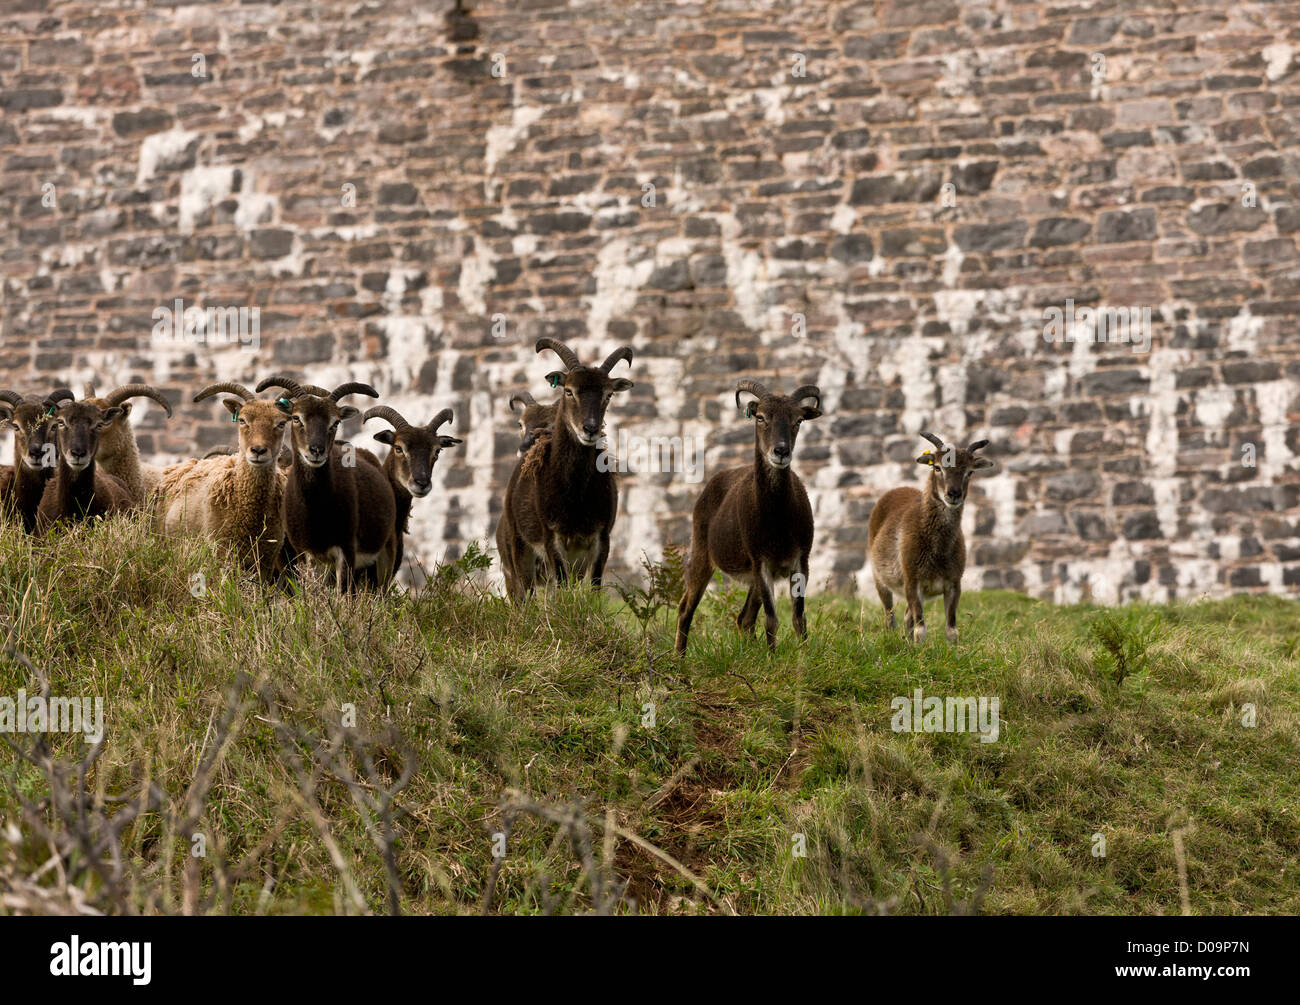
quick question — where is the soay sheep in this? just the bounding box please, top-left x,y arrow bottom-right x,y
157,381 -> 292,580
867,432 -> 994,643
81,382 -> 173,509
36,400 -> 134,531
362,405 -> 463,575
1,387 -> 74,532
497,338 -> 633,602
507,390 -> 557,455
256,376 -> 398,591
675,380 -> 823,654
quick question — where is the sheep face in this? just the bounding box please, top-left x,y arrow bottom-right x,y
83,385 -> 172,466
372,424 -> 463,498
509,395 -> 557,455
285,395 -> 357,468
544,366 -> 632,448
1,401 -> 59,471
737,388 -> 822,471
222,398 -> 291,469
916,436 -> 995,510
50,402 -> 123,474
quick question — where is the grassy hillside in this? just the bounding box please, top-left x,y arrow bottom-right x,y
1,515 -> 1298,915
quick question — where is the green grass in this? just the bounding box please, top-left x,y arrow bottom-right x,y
1,515 -> 1298,914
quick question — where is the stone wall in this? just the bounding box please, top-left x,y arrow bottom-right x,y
3,0 -> 1299,601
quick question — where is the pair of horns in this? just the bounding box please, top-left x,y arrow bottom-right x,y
362,405 -> 453,433
255,375 -> 379,402
920,431 -> 989,454
509,390 -> 538,412
535,338 -> 633,374
734,380 -> 823,411
0,387 -> 75,409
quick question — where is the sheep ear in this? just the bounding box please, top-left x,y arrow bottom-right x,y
338,405 -> 360,421
373,429 -> 395,445
117,402 -> 132,419
439,435 -> 463,448
546,370 -> 566,389
801,405 -> 822,420
917,451 -> 937,466
274,397 -> 293,415
973,456 -> 996,471
610,378 -> 633,393
101,407 -> 124,424
0,405 -> 12,423
223,398 -> 241,418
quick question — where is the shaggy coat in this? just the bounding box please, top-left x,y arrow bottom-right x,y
157,385 -> 292,581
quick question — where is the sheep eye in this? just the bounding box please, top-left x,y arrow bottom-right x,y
394,445 -> 404,455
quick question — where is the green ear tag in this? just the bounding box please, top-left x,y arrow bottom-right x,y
231,410 -> 239,422
549,375 -> 560,388
745,403 -> 755,419
278,397 -> 290,408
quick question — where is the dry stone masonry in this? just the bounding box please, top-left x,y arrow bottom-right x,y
3,0 -> 1299,601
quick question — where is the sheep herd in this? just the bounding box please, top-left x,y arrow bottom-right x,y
1,338 -> 996,651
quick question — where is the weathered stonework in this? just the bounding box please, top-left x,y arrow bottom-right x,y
3,0 -> 1299,601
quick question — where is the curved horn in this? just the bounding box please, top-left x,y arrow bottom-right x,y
82,381 -> 97,398
600,346 -> 633,374
734,379 -> 771,411
509,391 -> 537,413
967,439 -> 989,454
920,431 -> 945,451
45,387 -> 75,405
194,382 -> 254,402
790,384 -> 822,409
0,390 -> 25,407
330,382 -> 379,402
426,408 -> 454,433
254,374 -> 307,398
362,406 -> 411,431
535,337 -> 581,370
105,383 -> 173,417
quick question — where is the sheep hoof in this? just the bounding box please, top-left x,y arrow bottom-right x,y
912,623 -> 926,644
946,626 -> 959,643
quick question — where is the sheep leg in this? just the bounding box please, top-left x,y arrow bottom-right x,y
875,577 -> 895,630
791,555 -> 809,640
903,572 -> 925,643
674,548 -> 714,655
757,568 -> 779,652
736,587 -> 760,636
589,529 -> 611,588
943,581 -> 960,642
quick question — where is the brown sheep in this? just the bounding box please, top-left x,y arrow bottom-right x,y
675,379 -> 823,653
36,400 -> 134,531
867,432 -> 994,643
80,382 -> 173,508
362,404 -> 463,575
157,381 -> 292,580
1,387 -> 73,532
497,338 -> 633,601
